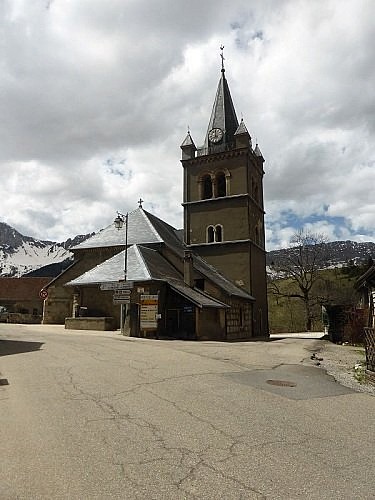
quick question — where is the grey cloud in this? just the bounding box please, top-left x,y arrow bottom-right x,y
0,0 -> 374,249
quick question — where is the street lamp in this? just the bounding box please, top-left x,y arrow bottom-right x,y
114,211 -> 129,334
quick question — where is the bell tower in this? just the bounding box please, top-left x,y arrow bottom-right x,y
180,50 -> 268,336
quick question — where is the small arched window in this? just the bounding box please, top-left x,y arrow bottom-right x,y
202,175 -> 213,199
215,225 -> 223,242
216,172 -> 226,197
206,225 -> 223,243
207,226 -> 215,243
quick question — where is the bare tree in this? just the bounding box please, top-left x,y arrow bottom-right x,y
268,230 -> 328,331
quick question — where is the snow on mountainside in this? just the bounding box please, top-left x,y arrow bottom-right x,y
1,221 -> 374,278
0,222 -> 93,277
266,240 -> 375,272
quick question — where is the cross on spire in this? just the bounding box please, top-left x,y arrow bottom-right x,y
138,198 -> 144,208
220,45 -> 225,72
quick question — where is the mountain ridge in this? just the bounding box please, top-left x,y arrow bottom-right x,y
267,240 -> 375,270
0,222 -> 93,277
1,222 -> 374,278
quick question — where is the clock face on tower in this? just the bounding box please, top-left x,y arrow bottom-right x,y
208,127 -> 223,144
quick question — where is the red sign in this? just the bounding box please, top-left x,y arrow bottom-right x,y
39,289 -> 48,300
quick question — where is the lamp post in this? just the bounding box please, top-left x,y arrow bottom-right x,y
114,212 -> 128,334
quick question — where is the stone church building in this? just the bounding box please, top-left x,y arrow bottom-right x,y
42,61 -> 268,340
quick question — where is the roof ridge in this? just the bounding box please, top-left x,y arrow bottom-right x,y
133,244 -> 152,279
139,209 -> 164,242
143,208 -> 178,231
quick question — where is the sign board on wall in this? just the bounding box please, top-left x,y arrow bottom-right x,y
100,282 -> 134,291
112,288 -> 132,304
140,294 -> 158,329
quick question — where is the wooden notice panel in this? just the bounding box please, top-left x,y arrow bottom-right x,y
140,294 -> 158,329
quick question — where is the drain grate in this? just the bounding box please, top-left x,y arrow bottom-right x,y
266,379 -> 296,388
0,378 -> 9,386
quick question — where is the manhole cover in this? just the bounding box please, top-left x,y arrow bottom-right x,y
0,378 -> 9,386
266,379 -> 296,387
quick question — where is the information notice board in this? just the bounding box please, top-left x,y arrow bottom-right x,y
140,294 -> 158,329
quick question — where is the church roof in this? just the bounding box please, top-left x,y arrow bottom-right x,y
71,208 -> 180,250
66,245 -> 178,285
66,244 -> 231,309
168,281 -> 229,309
204,68 -> 239,148
69,207 -> 253,300
67,242 -> 254,301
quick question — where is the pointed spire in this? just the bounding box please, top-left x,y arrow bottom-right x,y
234,118 -> 249,136
180,130 -> 196,160
204,48 -> 239,149
234,118 -> 252,148
181,130 -> 195,148
254,143 -> 263,159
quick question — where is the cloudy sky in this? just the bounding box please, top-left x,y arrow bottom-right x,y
1,0 -> 374,250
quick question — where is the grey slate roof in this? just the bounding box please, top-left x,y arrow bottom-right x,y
168,281 -> 229,309
67,245 -> 151,285
67,244 -> 229,309
72,208 -> 176,250
69,207 -> 254,300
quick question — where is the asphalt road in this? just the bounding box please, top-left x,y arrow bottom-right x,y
1,324 -> 374,500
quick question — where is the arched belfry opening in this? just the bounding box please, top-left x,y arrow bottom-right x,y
202,175 -> 213,199
216,172 -> 226,197
215,224 -> 223,242
207,226 -> 215,243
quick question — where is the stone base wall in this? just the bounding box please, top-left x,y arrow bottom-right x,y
1,313 -> 42,324
65,317 -> 116,331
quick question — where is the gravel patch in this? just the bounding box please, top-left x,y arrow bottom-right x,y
305,339 -> 375,395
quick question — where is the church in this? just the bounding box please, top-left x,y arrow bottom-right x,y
42,57 -> 269,340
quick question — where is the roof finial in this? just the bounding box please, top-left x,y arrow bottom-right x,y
220,45 -> 225,72
138,198 -> 144,208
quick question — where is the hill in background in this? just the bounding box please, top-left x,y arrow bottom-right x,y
267,240 -> 375,270
1,221 -> 374,281
0,222 -> 93,277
